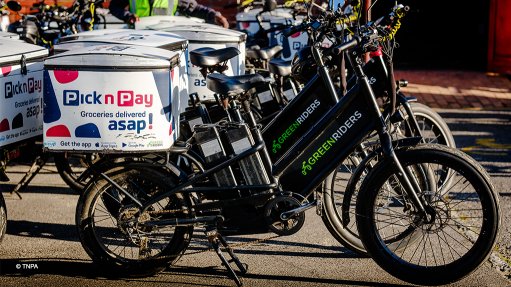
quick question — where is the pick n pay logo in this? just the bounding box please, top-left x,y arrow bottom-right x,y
63,90 -> 153,107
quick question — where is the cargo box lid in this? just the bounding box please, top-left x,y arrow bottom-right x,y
44,44 -> 179,70
0,39 -> 48,65
54,30 -> 187,54
136,15 -> 204,30
0,31 -> 20,40
147,23 -> 247,43
53,41 -> 100,54
58,28 -> 129,43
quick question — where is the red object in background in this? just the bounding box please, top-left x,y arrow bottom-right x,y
369,47 -> 382,58
488,0 -> 511,75
7,0 -> 110,22
8,0 -> 74,22
7,0 -> 234,27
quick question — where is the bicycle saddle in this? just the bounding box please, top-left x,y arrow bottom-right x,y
268,58 -> 292,77
207,73 -> 268,96
246,45 -> 261,59
189,47 -> 240,68
256,45 -> 283,60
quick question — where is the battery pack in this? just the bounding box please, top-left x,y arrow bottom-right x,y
225,124 -> 270,186
180,103 -> 211,139
194,124 -> 237,187
253,82 -> 281,118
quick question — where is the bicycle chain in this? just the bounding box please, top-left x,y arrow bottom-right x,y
146,208 -> 188,215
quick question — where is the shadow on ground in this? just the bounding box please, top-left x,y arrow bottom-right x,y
0,258 -> 411,287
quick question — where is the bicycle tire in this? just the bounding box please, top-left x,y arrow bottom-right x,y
321,102 -> 455,255
0,193 -> 6,243
54,152 -> 96,192
322,145 -> 434,256
76,164 -> 193,277
406,102 -> 456,190
356,144 -> 500,285
321,153 -> 367,255
407,102 -> 456,148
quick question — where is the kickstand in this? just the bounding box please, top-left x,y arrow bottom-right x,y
10,154 -> 48,199
205,225 -> 248,287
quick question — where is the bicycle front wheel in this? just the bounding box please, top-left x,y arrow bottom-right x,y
356,144 -> 500,285
322,102 -> 456,256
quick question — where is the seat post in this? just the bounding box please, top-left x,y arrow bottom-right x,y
229,97 -> 245,123
242,99 -> 274,176
275,74 -> 285,106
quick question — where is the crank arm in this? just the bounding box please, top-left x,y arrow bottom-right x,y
280,200 -> 316,220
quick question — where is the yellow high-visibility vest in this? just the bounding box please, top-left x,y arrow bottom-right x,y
130,0 -> 178,17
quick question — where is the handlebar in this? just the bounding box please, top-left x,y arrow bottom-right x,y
282,21 -> 308,37
261,2 -> 409,57
332,36 -> 361,55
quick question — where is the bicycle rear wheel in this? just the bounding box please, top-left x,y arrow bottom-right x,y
356,144 -> 500,285
76,164 -> 193,276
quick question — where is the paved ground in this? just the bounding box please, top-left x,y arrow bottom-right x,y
395,70 -> 511,110
0,157 -> 509,287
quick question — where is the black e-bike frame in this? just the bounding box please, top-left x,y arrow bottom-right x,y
96,35 -> 430,227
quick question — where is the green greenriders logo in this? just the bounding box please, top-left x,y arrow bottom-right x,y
272,99 -> 321,154
302,110 -> 362,176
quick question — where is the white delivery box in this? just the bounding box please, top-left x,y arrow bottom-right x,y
135,15 -> 204,30
0,39 -> 47,148
58,28 -> 129,43
0,31 -> 21,41
53,30 -> 189,112
236,8 -> 295,35
146,22 -> 246,103
43,44 -> 182,152
236,8 -> 308,61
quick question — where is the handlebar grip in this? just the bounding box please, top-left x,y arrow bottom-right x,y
332,36 -> 361,55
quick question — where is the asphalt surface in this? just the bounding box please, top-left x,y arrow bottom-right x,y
0,109 -> 510,287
